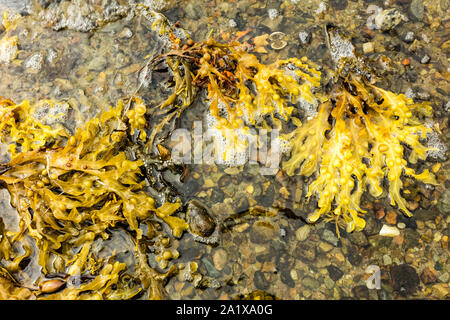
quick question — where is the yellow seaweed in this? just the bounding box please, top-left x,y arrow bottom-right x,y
0,97 -> 185,298
283,75 -> 437,234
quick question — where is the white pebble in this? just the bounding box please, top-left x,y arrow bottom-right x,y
379,224 -> 400,237
298,31 -> 310,44
228,19 -> 237,28
363,42 -> 374,54
268,8 -> 279,20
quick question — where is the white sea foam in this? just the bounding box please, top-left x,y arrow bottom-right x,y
25,53 -> 44,71
425,129 -> 447,160
0,35 -> 18,64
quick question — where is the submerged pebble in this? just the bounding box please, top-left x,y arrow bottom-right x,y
186,199 -> 217,238
390,264 -> 420,297
379,224 -> 400,237
374,8 -> 405,31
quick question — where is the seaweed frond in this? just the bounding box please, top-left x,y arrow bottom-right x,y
283,74 -> 437,234
0,97 -> 185,298
146,35 -> 322,162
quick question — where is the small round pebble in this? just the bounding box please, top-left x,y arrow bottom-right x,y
397,222 -> 406,229
228,19 -> 237,28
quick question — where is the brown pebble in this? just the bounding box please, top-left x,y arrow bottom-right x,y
420,267 -> 438,285
39,279 -> 66,293
361,26 -> 375,39
157,144 -> 171,160
393,235 -> 404,245
385,211 -> 397,225
376,209 -> 385,220
187,39 -> 194,46
406,201 -> 419,211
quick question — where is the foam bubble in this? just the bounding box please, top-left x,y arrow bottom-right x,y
328,31 -> 356,66
33,100 -> 70,126
25,53 -> 44,71
425,129 -> 447,160
0,35 -> 18,64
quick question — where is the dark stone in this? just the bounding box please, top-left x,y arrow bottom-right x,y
275,253 -> 292,270
390,264 -> 420,297
352,285 -> 370,299
348,231 -> 369,247
249,221 -> 278,244
329,0 -> 348,10
397,214 -> 417,229
256,253 -> 272,263
233,234 -> 246,246
218,174 -> 232,188
186,200 -> 216,238
377,289 -> 391,300
256,184 -> 275,207
182,245 -> 203,260
294,242 -> 316,262
254,271 -> 270,290
38,0 -> 59,9
394,0 -> 412,4
364,216 -> 382,236
405,69 -> 418,82
346,245 -> 363,266
209,189 -> 224,203
415,207 -> 439,221
183,178 -> 201,196
233,196 -> 249,214
280,270 -> 295,288
201,257 -> 221,278
409,0 -> 424,21
403,229 -> 420,249
307,43 -> 329,61
378,236 -> 393,247
271,239 -> 286,253
327,265 -> 344,281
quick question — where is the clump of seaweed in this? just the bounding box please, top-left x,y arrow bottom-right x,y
0,98 -> 69,158
283,73 -> 437,234
0,96 -> 186,299
143,29 -> 321,161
